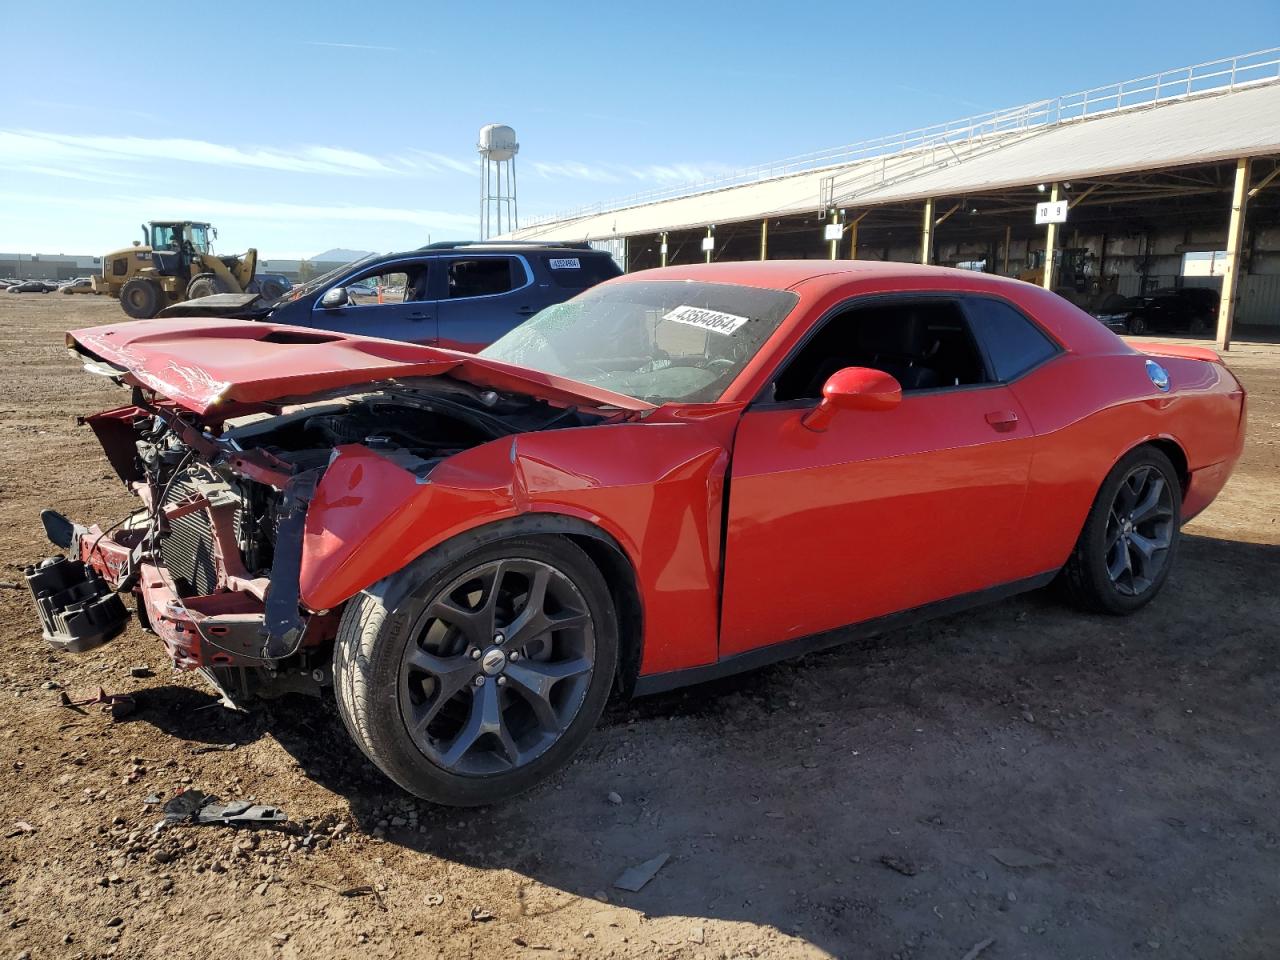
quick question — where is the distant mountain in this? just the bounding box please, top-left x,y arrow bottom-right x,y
310,248 -> 374,262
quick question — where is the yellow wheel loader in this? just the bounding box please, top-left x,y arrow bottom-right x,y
93,221 -> 277,319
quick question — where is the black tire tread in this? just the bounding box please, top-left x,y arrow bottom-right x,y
1062,445 -> 1180,615
331,533 -> 618,805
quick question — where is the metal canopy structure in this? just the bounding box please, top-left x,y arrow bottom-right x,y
509,79 -> 1280,242
504,50 -> 1280,347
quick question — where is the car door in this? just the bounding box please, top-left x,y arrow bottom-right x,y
718,294 -> 1037,657
308,259 -> 437,343
434,255 -> 535,352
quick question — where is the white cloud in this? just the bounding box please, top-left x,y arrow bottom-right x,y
0,129 -> 732,195
531,159 -> 735,186
0,191 -> 476,231
301,40 -> 400,52
0,130 -> 400,178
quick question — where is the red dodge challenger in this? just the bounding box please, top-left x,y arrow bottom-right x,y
28,261 -> 1246,805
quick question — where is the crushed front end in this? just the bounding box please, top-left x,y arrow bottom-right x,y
30,319 -> 622,706
30,393 -> 341,704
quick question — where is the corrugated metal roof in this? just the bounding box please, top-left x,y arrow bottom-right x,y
507,82 -> 1280,242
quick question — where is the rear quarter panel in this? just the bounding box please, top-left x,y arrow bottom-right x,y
1008,348 -> 1244,578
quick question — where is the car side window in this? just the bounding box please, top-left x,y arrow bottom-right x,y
963,297 -> 1059,382
771,298 -> 990,402
347,270 -> 410,306
447,258 -> 522,299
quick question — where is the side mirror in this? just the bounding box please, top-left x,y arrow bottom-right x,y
320,286 -> 349,309
800,366 -> 902,432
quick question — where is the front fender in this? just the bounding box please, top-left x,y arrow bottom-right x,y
297,407 -> 742,675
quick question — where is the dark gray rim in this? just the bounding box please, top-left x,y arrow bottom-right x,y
397,558 -> 595,776
1105,464 -> 1175,596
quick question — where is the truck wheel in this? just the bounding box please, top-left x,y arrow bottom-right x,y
1062,445 -> 1181,615
333,535 -> 618,806
119,278 -> 163,319
186,273 -> 229,300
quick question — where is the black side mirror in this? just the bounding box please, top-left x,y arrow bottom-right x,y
320,287 -> 349,309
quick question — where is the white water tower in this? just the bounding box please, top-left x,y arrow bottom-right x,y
478,123 -> 519,239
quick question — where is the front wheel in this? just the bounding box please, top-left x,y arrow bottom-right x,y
1062,446 -> 1181,614
119,278 -> 163,319
333,535 -> 618,806
186,272 -> 229,300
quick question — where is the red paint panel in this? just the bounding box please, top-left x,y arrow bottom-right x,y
720,386 -> 1034,655
299,406 -> 742,674
68,319 -> 653,415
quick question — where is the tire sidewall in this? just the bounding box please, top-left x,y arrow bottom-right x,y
338,535 -> 619,806
1075,446 -> 1182,614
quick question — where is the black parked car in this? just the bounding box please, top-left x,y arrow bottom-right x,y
162,242 -> 622,350
5,279 -> 58,294
1096,287 -> 1220,336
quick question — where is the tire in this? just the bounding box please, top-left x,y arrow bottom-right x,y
1062,445 -> 1182,615
119,278 -> 163,319
1189,314 -> 1210,336
1127,315 -> 1148,336
333,534 -> 619,806
185,273 -> 229,300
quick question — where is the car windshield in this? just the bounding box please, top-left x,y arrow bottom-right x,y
269,254 -> 380,305
480,280 -> 799,404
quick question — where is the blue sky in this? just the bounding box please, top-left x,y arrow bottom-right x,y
1,0 -> 1276,260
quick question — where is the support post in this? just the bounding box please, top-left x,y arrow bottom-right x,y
760,220 -> 768,261
920,198 -> 934,265
829,209 -> 840,260
660,231 -> 668,268
1042,182 -> 1059,290
849,219 -> 859,260
1002,224 -> 1011,275
1217,157 -> 1251,351
705,226 -> 713,265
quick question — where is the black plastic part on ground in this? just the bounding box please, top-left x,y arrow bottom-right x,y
25,555 -> 128,652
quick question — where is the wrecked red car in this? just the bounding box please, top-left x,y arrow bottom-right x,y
27,261 -> 1245,805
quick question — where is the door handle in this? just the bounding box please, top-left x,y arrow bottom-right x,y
515,306 -> 536,316
985,409 -> 1020,432
407,311 -> 428,320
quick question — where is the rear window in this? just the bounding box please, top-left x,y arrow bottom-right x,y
544,253 -> 622,288
447,257 -> 524,298
964,296 -> 1059,382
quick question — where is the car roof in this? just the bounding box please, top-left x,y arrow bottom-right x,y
612,260 -> 1036,296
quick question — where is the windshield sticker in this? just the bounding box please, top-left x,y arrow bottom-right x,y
662,304 -> 750,336
548,257 -> 581,270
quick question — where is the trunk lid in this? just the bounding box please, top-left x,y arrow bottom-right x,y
69,318 -> 655,416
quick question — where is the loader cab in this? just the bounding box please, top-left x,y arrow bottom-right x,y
145,221 -> 212,280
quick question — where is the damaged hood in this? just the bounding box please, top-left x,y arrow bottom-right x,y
68,318 -> 655,416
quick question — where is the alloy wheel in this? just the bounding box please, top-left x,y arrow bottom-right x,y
397,558 -> 595,776
1104,464 -> 1175,596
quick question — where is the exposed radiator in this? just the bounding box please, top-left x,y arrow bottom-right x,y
158,473 -> 239,597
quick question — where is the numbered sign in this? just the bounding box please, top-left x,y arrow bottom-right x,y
824,223 -> 843,241
701,236 -> 715,252
1035,201 -> 1069,225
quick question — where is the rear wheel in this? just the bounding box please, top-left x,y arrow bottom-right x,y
1127,314 -> 1148,336
1063,446 -> 1181,614
119,278 -> 162,319
185,273 -> 229,300
333,536 -> 618,806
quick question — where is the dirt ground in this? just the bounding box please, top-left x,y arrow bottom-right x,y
0,293 -> 1277,960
